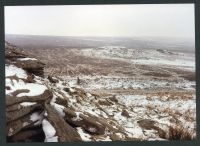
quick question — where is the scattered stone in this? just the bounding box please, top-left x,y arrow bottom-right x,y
63,108 -> 106,135
110,133 -> 122,141
98,99 -> 113,106
121,109 -> 130,118
137,119 -> 156,130
109,95 -> 118,103
5,86 -> 11,90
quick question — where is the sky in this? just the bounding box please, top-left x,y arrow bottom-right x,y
4,4 -> 195,38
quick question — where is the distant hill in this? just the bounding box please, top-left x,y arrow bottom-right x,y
5,34 -> 195,53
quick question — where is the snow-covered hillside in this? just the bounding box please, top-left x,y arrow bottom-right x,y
5,43 -> 196,142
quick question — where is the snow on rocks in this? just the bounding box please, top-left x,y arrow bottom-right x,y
17,57 -> 37,61
30,112 -> 44,122
5,63 -> 47,97
77,127 -> 91,141
17,83 -> 47,97
30,112 -> 44,126
72,112 -> 82,121
20,102 -> 37,107
6,65 -> 28,79
95,136 -> 112,141
49,95 -> 66,117
51,102 -> 65,117
42,119 -> 58,142
6,78 -> 47,96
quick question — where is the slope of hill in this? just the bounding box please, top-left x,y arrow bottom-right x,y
5,42 -> 196,142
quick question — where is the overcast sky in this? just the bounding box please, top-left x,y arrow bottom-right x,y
4,4 -> 194,38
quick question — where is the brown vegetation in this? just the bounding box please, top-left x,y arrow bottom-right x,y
166,126 -> 195,140
142,72 -> 171,77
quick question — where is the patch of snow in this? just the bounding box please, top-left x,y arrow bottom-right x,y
50,102 -> 65,117
70,88 -> 75,93
44,112 -> 48,116
20,102 -> 37,107
42,119 -> 58,142
118,95 -> 147,107
72,112 -> 82,121
132,58 -> 195,68
148,138 -> 167,141
50,95 -> 57,103
125,126 -> 144,138
45,136 -> 58,142
22,122 -> 29,127
6,78 -> 47,97
5,78 -> 47,96
88,127 -> 97,133
96,136 -> 112,141
77,127 -> 91,141
5,65 -> 27,79
113,112 -> 127,121
64,75 -> 194,91
17,57 -> 37,61
17,83 -> 47,97
67,80 -> 77,86
30,112 -> 43,122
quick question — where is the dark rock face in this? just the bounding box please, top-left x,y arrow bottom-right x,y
5,41 -> 45,77
7,126 -> 45,142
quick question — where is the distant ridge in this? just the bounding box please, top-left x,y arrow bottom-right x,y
5,34 -> 195,53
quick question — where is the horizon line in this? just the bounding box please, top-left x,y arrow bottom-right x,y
5,33 -> 195,40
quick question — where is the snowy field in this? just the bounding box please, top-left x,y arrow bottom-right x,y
53,46 -> 196,141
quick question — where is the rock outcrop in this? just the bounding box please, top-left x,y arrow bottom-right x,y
5,42 -> 112,142
5,41 -> 45,77
5,42 -> 81,142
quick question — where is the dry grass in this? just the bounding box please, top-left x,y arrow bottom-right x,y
146,91 -> 194,101
142,72 -> 171,77
166,126 -> 196,140
179,74 -> 196,82
146,104 -> 155,110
